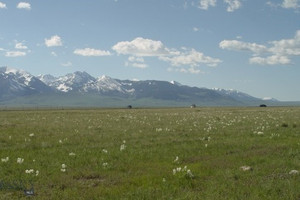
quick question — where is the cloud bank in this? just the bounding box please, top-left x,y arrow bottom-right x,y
220,30 -> 300,65
74,48 -> 111,56
112,37 -> 222,73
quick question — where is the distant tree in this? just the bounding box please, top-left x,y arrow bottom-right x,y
190,104 -> 196,108
260,104 -> 267,107
127,105 -> 132,109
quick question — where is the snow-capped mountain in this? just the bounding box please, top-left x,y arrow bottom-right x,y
38,72 -> 134,95
0,67 -> 279,106
212,88 -> 260,102
0,66 -> 53,100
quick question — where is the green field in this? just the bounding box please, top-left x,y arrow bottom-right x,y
0,107 -> 299,199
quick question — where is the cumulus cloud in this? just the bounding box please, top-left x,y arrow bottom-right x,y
45,35 -> 63,47
15,42 -> 28,50
219,40 -> 268,54
160,49 -> 222,67
282,0 -> 299,8
224,0 -> 242,12
250,55 -> 291,65
5,51 -> 26,57
125,56 -> 147,69
112,37 -> 173,57
198,0 -> 217,10
220,30 -> 300,65
17,2 -> 31,10
74,48 -> 111,56
0,2 -> 7,9
113,37 -> 222,73
269,30 -> 300,56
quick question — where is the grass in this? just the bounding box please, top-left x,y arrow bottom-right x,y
0,107 -> 299,199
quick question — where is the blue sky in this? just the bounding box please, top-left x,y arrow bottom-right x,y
0,0 -> 299,101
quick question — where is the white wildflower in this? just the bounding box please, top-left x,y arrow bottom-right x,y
61,164 -> 67,172
187,169 -> 194,178
173,169 -> 177,175
25,169 -> 34,174
69,152 -> 76,156
257,131 -> 264,135
102,149 -> 108,153
173,156 -> 179,163
240,166 -> 252,171
156,128 -> 163,132
36,170 -> 39,176
120,144 -> 126,151
1,157 -> 9,163
162,178 -> 166,182
102,162 -> 108,168
59,140 -> 63,144
29,133 -> 34,137
17,158 -> 24,164
289,170 -> 299,175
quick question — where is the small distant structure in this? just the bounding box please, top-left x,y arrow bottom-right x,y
259,104 -> 267,107
190,104 -> 196,108
127,105 -> 132,109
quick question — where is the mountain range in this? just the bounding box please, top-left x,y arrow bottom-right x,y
0,66 -> 293,108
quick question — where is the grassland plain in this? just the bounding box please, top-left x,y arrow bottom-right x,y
0,107 -> 299,199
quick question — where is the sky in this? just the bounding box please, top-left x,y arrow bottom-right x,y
0,0 -> 300,101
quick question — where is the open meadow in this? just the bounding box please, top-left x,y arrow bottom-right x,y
0,107 -> 299,199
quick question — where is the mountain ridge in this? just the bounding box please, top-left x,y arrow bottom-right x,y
0,66 -> 286,107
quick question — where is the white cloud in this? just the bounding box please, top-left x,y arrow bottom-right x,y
250,55 -> 291,65
128,56 -> 145,63
282,0 -> 299,9
5,51 -> 26,57
17,2 -> 31,10
269,30 -> 300,56
112,37 -> 174,57
113,37 -> 221,73
193,27 -> 199,32
160,49 -> 222,67
220,30 -> 300,65
219,40 -> 268,54
125,62 -> 148,69
125,56 -> 147,69
0,2 -> 7,9
198,0 -> 217,10
167,66 -> 203,74
15,42 -> 28,50
74,48 -> 111,56
45,35 -> 63,47
51,51 -> 58,57
61,61 -> 73,67
224,0 -> 242,12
